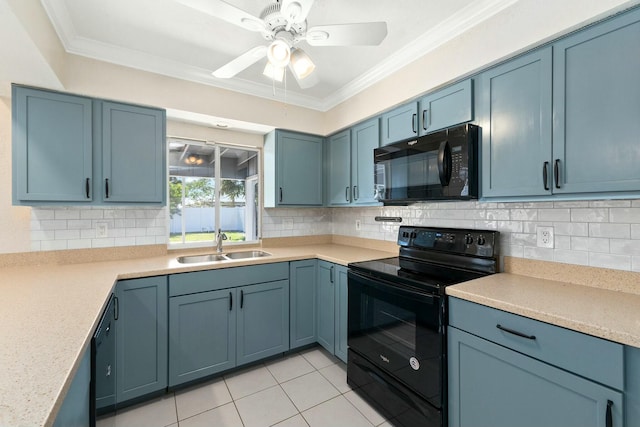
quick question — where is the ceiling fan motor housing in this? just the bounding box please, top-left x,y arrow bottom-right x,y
260,1 -> 306,40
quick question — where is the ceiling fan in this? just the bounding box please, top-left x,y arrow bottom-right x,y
176,0 -> 388,88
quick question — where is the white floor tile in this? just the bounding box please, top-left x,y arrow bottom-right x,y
344,390 -> 386,426
281,371 -> 341,412
318,362 -> 351,393
114,394 -> 177,427
235,385 -> 299,427
302,395 -> 374,427
175,377 -> 233,420
299,347 -> 337,370
272,414 -> 310,427
224,364 -> 278,400
266,353 -> 316,383
179,402 -> 243,427
96,414 -> 115,427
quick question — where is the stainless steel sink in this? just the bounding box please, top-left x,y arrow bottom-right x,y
176,254 -> 229,264
225,250 -> 271,259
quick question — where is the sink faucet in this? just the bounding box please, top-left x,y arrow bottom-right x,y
216,229 -> 227,253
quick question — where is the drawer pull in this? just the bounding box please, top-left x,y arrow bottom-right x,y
496,324 -> 536,340
606,400 -> 613,427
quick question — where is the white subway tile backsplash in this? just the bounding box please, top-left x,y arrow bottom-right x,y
633,256 -> 640,272
589,253 -> 631,270
67,220 -> 92,230
610,239 -> 640,256
80,210 -> 104,220
92,238 -> 115,248
538,209 -> 570,222
54,210 -> 80,220
40,220 -> 68,230
55,230 -> 80,240
135,236 -> 157,245
523,246 -> 554,261
554,250 -> 589,266
41,240 -> 68,251
589,223 -> 630,239
590,200 -> 631,208
609,208 -> 640,223
67,239 -> 92,250
632,225 -> 640,240
570,208 -> 609,222
114,237 -> 136,247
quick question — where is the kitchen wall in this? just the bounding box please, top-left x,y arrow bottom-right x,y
265,200 -> 640,273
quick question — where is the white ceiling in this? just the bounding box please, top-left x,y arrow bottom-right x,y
39,0 -> 519,112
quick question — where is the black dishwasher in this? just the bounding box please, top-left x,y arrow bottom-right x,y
91,294 -> 116,425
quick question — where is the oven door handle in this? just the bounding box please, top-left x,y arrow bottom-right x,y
348,271 -> 436,305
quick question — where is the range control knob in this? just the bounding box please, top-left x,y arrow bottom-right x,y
477,235 -> 486,246
464,234 -> 474,245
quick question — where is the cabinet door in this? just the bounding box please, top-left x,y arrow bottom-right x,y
626,346 -> 640,427
380,102 -> 418,145
290,260 -> 317,349
277,131 -> 323,206
552,9 -> 640,194
237,280 -> 289,365
334,265 -> 349,363
102,102 -> 165,203
448,327 -> 623,427
169,289 -> 236,387
115,276 -> 168,403
418,79 -> 473,135
316,261 -> 335,354
12,86 -> 93,203
480,48 -> 552,198
326,130 -> 352,206
351,118 -> 380,205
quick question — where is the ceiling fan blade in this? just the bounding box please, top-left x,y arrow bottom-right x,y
213,46 -> 267,79
288,62 -> 319,89
306,22 -> 388,46
175,0 -> 266,33
281,0 -> 314,24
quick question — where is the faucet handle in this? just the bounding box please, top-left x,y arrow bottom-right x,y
218,229 -> 228,240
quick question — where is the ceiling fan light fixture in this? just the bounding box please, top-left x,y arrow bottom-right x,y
267,38 -> 291,67
290,48 -> 315,79
263,62 -> 285,82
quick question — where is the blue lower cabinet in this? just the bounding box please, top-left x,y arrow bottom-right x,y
169,289 -> 236,387
626,346 -> 640,427
53,348 -> 90,427
334,265 -> 348,363
316,261 -> 348,363
237,280 -> 290,365
290,260 -> 317,349
448,326 -> 623,427
115,276 -> 168,403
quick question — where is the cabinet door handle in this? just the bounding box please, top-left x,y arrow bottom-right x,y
496,324 -> 536,340
105,178 -> 110,198
345,186 -> 350,202
330,265 -> 334,284
422,109 -> 429,131
240,289 -> 244,309
85,178 -> 90,199
353,185 -> 358,201
279,187 -> 283,203
411,113 -> 417,134
542,162 -> 550,191
229,292 -> 233,311
606,400 -> 613,427
554,159 -> 561,189
114,296 -> 119,321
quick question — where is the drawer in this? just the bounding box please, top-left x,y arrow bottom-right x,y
449,297 -> 623,390
169,262 -> 289,297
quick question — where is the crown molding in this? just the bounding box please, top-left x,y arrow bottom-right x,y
41,0 -> 518,112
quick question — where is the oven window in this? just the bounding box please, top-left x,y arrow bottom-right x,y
369,298 -> 417,354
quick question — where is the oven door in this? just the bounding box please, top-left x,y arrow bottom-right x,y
347,270 -> 444,408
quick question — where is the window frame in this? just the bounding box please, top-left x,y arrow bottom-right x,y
167,138 -> 262,249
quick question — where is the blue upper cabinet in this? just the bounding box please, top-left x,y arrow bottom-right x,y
480,48 -> 552,198
101,102 -> 165,203
351,118 -> 380,205
12,85 -> 166,206
326,130 -> 352,206
380,102 -> 418,146
264,130 -> 323,207
552,8 -> 640,195
12,86 -> 93,203
418,79 -> 473,135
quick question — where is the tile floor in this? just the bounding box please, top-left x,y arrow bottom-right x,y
97,346 -> 390,427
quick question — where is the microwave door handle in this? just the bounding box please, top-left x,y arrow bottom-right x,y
437,140 -> 452,187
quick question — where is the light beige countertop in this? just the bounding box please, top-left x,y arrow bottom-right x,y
447,269 -> 640,348
0,241 -> 396,427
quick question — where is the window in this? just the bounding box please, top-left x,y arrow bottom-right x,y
168,138 -> 260,246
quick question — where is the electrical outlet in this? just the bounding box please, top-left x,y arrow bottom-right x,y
536,226 -> 554,248
96,222 -> 108,238
355,220 -> 361,231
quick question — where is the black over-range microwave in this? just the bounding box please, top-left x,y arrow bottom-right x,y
374,123 -> 479,205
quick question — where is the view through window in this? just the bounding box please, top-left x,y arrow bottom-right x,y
168,138 -> 260,245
